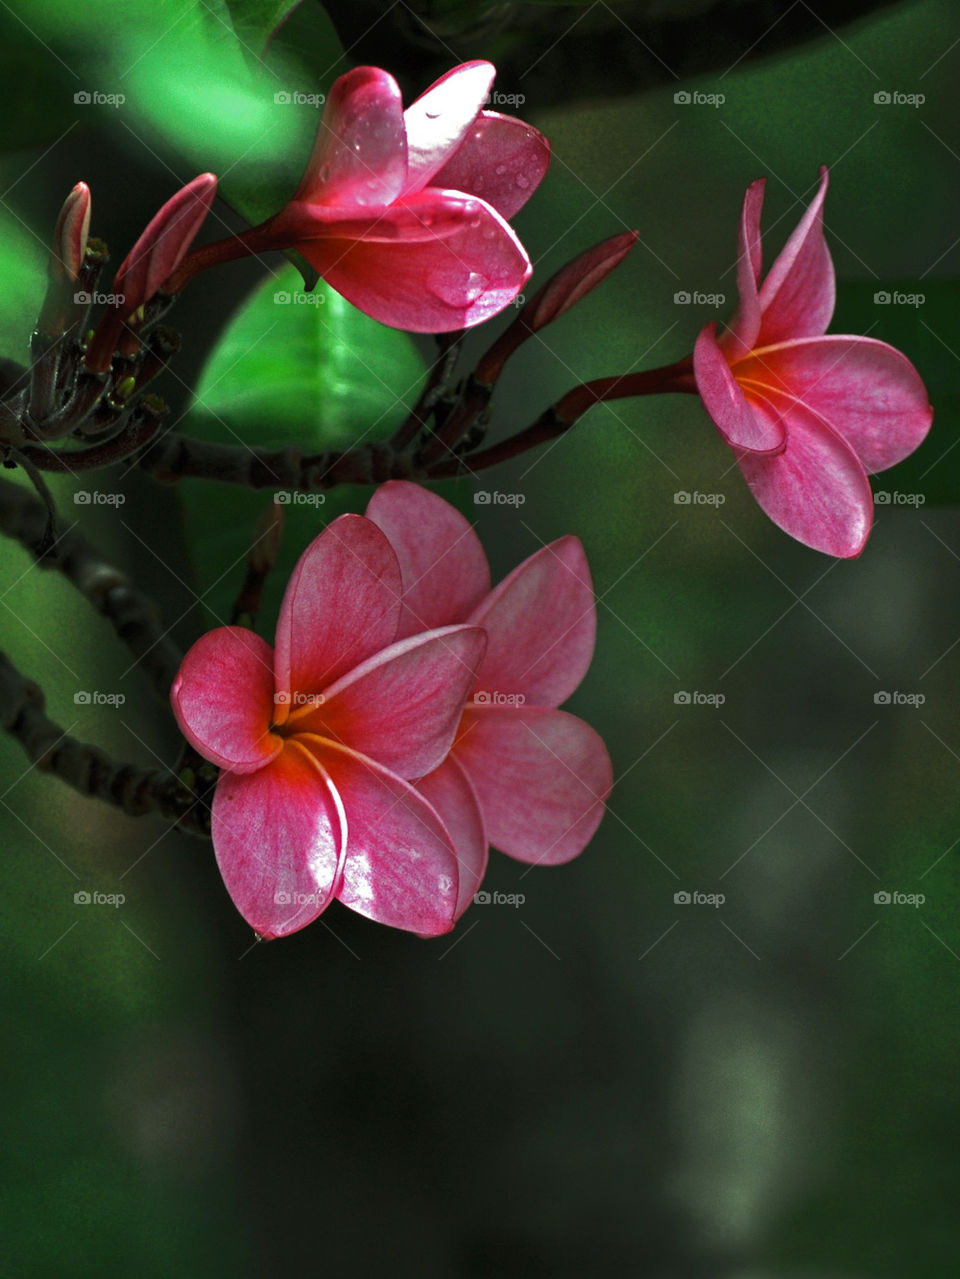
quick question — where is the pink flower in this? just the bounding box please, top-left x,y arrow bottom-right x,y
693,167 -> 933,557
171,514 -> 486,939
262,61 -> 549,331
366,482 -> 612,919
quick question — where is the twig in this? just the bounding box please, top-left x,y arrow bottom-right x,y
0,648 -> 211,836
0,474 -> 182,701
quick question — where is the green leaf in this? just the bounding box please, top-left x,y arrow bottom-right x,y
223,0 -> 303,56
0,198 -> 46,359
181,262 -> 428,623
3,1 -> 344,248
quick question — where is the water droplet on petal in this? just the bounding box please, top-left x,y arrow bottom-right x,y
319,164 -> 330,183
425,109 -> 441,120
495,163 -> 507,176
515,173 -> 530,190
473,174 -> 485,191
426,266 -> 488,307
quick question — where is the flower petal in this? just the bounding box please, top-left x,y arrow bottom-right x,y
312,740 -> 459,936
294,66 -> 407,209
431,111 -> 550,219
455,706 -> 612,865
402,61 -> 495,195
468,537 -> 597,708
273,515 -> 401,724
290,624 -> 486,779
735,335 -> 933,473
211,740 -> 345,939
366,480 -> 491,637
721,177 -> 764,360
171,627 -> 280,774
273,188 -> 483,244
694,323 -> 785,454
298,197 -> 531,332
736,388 -> 873,557
757,166 -> 834,344
417,755 -> 488,921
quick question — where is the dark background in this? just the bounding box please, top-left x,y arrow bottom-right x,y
1,1 -> 959,1274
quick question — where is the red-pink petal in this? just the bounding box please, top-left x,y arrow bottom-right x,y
273,515 -> 401,724
294,66 -> 407,209
736,335 -> 933,473
431,111 -> 550,219
694,323 -> 785,454
736,388 -> 873,557
291,624 -> 486,779
273,188 -> 483,244
722,178 -> 764,360
402,61 -> 495,196
314,740 -> 459,936
117,173 -> 217,314
757,166 -> 834,345
299,196 -> 531,332
366,480 -> 491,637
417,755 -> 488,920
171,627 -> 281,774
212,740 -> 345,939
468,537 -> 597,708
455,706 -> 612,865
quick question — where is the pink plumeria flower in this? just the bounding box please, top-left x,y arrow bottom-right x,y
171,514 -> 486,940
693,167 -> 933,557
263,61 -> 549,331
366,482 -> 612,919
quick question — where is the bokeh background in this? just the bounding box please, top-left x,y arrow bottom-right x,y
2,1 -> 959,1274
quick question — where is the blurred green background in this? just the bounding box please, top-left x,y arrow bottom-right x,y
1,1 -> 959,1274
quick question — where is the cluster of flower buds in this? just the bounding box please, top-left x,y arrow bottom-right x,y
0,171 -> 217,510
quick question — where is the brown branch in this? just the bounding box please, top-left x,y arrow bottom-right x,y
0,474 -> 182,701
0,648 -> 211,836
137,434 -> 426,490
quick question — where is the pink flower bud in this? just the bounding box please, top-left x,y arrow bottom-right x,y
114,172 -> 217,316
49,182 -> 91,284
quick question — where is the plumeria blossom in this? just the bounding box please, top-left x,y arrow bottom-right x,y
254,61 -> 549,331
366,482 -> 612,919
693,166 -> 932,557
171,514 -> 486,940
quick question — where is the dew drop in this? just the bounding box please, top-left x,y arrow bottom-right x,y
426,267 -> 488,307
495,163 -> 507,176
515,173 -> 530,190
319,164 -> 330,182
